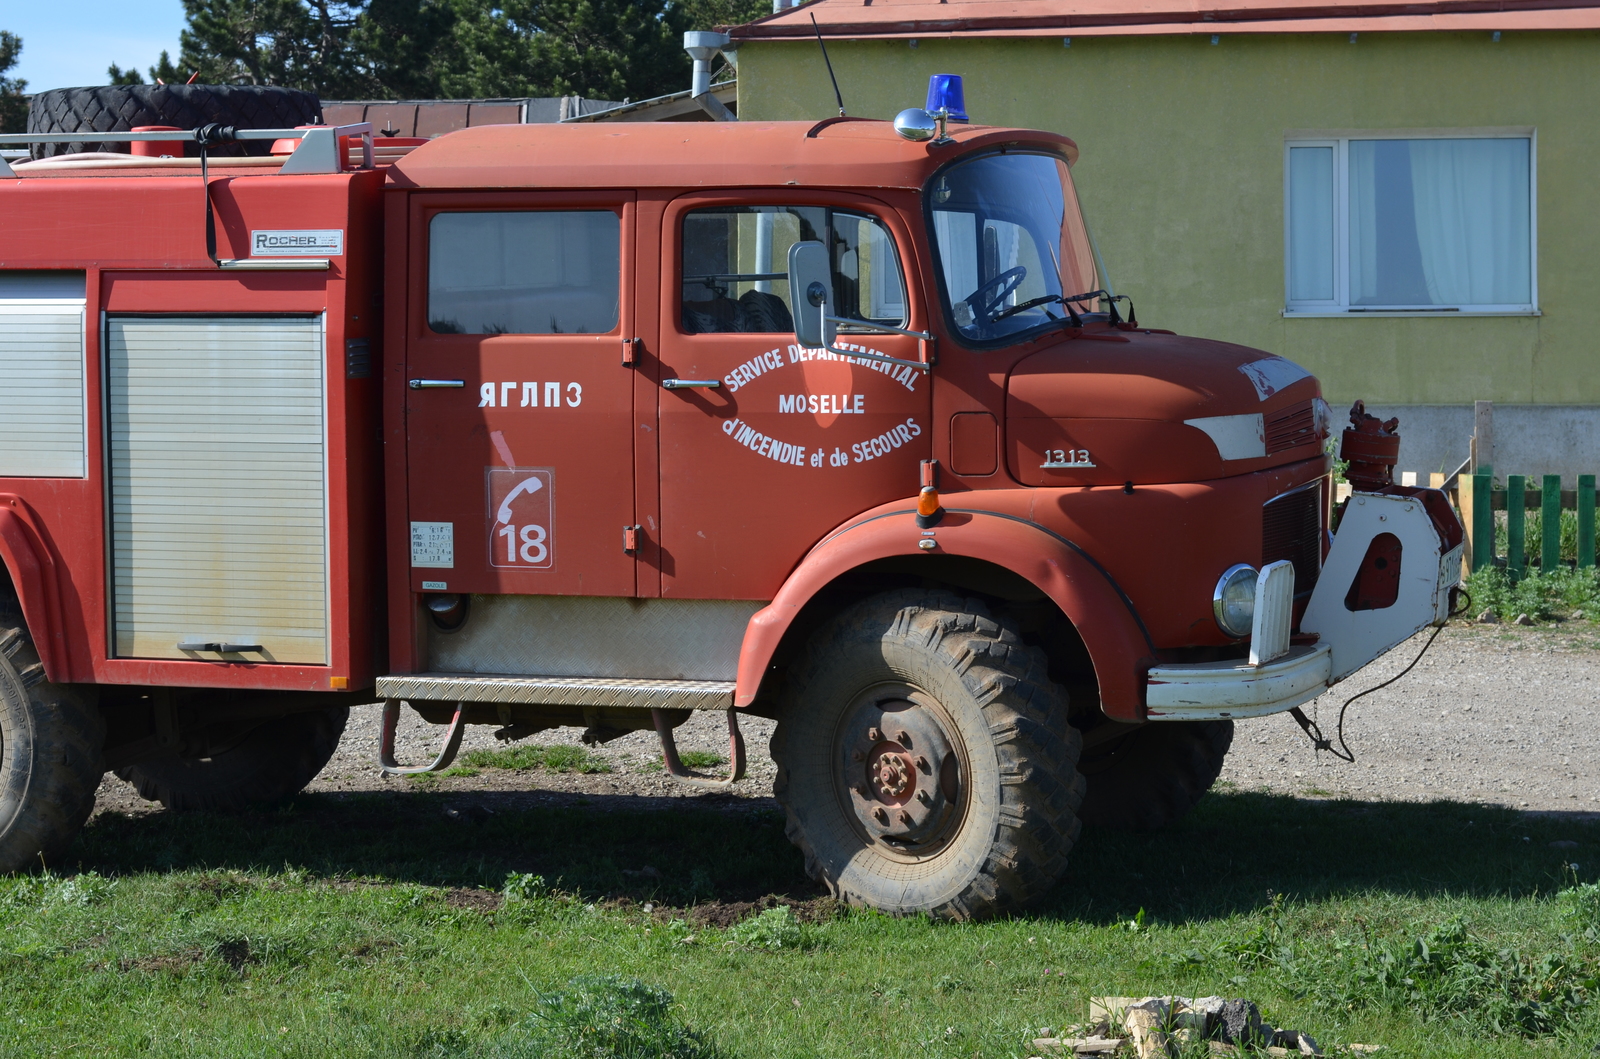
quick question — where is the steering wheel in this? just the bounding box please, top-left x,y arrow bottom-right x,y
964,266 -> 1027,321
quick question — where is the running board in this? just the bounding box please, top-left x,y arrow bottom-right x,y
374,673 -> 736,711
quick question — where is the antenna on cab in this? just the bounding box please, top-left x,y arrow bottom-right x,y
810,14 -> 846,117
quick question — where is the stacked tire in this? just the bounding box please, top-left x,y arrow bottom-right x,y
26,85 -> 321,158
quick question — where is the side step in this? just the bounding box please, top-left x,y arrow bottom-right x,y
374,673 -> 747,786
374,673 -> 735,711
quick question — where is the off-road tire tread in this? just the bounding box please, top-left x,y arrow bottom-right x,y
26,85 -> 322,158
771,589 -> 1085,920
1076,719 -> 1233,831
0,618 -> 105,873
114,707 -> 347,812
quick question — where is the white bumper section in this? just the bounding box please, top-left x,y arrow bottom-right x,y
1147,491 -> 1462,721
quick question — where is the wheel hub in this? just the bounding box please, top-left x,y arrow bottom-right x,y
840,696 -> 960,848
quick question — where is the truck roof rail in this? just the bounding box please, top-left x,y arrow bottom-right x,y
0,123 -> 376,178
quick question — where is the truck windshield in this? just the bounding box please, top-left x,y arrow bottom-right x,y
927,151 -> 1098,346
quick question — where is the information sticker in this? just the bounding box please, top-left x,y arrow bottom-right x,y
410,521 -> 454,568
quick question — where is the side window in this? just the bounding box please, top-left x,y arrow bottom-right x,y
428,210 -> 621,335
680,206 -> 907,335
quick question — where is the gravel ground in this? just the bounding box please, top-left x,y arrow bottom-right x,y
90,623 -> 1600,819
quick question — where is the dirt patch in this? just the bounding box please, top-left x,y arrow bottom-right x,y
682,895 -> 839,929
119,948 -> 205,974
445,887 -> 502,913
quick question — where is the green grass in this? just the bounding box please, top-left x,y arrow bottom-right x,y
459,744 -> 613,774
1464,567 -> 1600,623
677,752 -> 725,770
8,791 -> 1599,1057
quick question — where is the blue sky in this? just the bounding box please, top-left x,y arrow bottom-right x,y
5,1 -> 188,92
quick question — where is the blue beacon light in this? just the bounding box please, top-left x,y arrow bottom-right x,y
924,74 -> 969,123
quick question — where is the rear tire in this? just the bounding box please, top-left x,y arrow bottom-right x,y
26,85 -> 322,158
115,707 -> 347,812
1076,720 -> 1233,831
0,619 -> 104,873
771,589 -> 1085,920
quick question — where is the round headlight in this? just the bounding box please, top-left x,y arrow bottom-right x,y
1213,564 -> 1258,639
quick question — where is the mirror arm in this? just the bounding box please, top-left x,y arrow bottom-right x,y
823,314 -> 933,341
814,301 -> 932,374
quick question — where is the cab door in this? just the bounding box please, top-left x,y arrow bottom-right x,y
654,193 -> 932,600
404,191 -> 638,597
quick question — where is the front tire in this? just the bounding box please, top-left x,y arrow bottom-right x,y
0,618 -> 104,872
771,590 -> 1085,920
116,707 -> 347,812
1076,720 -> 1233,831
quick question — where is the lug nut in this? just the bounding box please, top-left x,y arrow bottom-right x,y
867,727 -> 882,742
873,807 -> 889,825
896,731 -> 911,747
898,810 -> 913,825
852,750 -> 864,762
917,790 -> 931,804
916,756 -> 930,772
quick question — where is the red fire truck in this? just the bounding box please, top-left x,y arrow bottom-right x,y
0,84 -> 1461,918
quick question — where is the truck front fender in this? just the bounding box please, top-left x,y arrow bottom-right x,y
0,495 -> 69,680
735,505 -> 1158,720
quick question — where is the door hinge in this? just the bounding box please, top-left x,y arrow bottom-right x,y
623,524 -> 642,554
622,337 -> 642,367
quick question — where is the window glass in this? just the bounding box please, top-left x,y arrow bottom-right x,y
680,206 -> 906,334
926,152 -> 1098,345
1285,136 -> 1532,312
428,211 -> 620,334
1287,146 -> 1335,303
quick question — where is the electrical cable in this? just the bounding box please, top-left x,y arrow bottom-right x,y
1288,622 -> 1443,763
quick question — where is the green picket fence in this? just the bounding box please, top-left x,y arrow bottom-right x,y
1462,471 -> 1598,579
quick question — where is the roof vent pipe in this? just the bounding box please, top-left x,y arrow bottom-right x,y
685,31 -> 736,121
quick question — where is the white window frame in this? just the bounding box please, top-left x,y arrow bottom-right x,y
1283,128 -> 1538,317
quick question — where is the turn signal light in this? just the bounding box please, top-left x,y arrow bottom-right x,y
916,486 -> 944,528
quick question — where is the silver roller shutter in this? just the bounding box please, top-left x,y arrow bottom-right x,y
107,315 -> 328,664
0,272 -> 86,478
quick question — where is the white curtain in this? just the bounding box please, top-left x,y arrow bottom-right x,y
1408,138 -> 1530,306
1348,138 -> 1530,307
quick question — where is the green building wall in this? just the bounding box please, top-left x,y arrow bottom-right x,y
736,31 -> 1600,476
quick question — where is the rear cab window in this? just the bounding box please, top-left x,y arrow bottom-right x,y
428,211 -> 621,335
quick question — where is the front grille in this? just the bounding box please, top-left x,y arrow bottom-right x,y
1263,482 -> 1323,596
1266,400 -> 1317,454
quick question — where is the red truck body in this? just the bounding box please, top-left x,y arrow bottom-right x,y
0,113 -> 1460,917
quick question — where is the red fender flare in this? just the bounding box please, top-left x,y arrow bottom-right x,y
0,495 -> 70,681
735,504 -> 1158,720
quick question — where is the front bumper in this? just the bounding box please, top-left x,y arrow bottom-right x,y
1147,642 -> 1331,720
1144,489 -> 1462,722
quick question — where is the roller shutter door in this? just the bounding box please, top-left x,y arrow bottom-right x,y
0,272 -> 86,478
107,315 -> 328,663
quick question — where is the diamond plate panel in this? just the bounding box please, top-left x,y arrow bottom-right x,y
427,596 -> 765,680
375,674 -> 735,711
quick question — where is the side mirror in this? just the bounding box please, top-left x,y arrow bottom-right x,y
787,240 -> 832,349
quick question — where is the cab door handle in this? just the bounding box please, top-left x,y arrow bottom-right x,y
409,379 -> 464,389
663,379 -> 720,389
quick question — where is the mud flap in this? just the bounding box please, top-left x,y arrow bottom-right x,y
1301,491 -> 1463,682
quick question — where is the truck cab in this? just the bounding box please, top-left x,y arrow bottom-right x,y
0,106 -> 1461,919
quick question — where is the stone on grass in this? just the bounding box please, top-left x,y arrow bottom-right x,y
1218,999 -> 1266,1046
1477,609 -> 1498,624
1514,613 -> 1534,626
